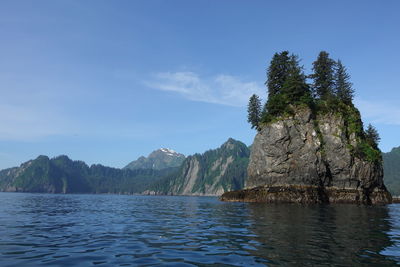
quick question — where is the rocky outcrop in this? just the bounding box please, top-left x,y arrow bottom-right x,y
222,107 -> 391,204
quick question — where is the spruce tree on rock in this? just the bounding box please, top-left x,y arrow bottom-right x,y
282,55 -> 310,102
247,94 -> 262,130
335,60 -> 354,104
264,53 -> 311,119
311,51 -> 336,100
266,51 -> 291,98
365,124 -> 380,149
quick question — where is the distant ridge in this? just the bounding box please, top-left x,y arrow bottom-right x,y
148,138 -> 250,196
124,148 -> 185,170
0,140 -> 249,196
383,147 -> 400,196
0,155 -> 177,194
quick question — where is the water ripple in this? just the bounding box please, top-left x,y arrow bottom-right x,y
0,193 -> 399,266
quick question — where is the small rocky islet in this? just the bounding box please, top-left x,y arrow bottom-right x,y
221,51 -> 392,204
220,106 -> 391,204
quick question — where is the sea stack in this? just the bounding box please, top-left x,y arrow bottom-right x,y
221,51 -> 392,204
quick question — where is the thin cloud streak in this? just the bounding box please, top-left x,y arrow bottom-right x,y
145,71 -> 265,107
146,73 -> 400,126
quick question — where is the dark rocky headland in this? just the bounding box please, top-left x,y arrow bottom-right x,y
221,51 -> 392,204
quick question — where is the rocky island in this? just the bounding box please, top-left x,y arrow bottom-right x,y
221,51 -> 392,204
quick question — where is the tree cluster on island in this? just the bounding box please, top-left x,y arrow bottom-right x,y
247,51 -> 380,152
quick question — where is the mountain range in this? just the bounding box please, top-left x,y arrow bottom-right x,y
1,140 -> 399,196
148,138 -> 250,196
0,139 -> 249,196
0,155 -> 177,194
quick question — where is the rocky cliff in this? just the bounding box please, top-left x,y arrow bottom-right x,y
221,106 -> 392,204
147,138 -> 250,196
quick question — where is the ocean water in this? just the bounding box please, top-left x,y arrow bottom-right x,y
0,193 -> 399,266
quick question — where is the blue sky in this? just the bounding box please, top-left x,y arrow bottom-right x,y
1,0 -> 400,169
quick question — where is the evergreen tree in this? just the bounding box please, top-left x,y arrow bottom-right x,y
311,51 -> 336,100
263,53 -> 311,120
266,51 -> 291,98
335,60 -> 354,104
282,55 -> 310,102
365,124 -> 380,149
247,94 -> 262,130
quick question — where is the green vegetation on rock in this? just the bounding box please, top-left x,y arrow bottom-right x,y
310,51 -> 336,100
260,51 -> 312,125
247,94 -> 262,130
235,51 -> 392,204
247,50 -> 381,164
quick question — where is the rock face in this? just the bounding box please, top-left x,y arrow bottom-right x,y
150,138 -> 250,196
221,107 -> 391,204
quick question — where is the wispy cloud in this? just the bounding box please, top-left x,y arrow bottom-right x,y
145,71 -> 264,107
355,98 -> 400,126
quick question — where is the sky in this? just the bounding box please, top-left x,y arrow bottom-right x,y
1,0 -> 400,170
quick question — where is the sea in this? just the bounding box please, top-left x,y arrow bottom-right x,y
0,192 -> 399,266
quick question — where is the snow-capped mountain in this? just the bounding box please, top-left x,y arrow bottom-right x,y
124,148 -> 185,170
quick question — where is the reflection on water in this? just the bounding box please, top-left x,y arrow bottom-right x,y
247,204 -> 399,266
0,193 -> 399,266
